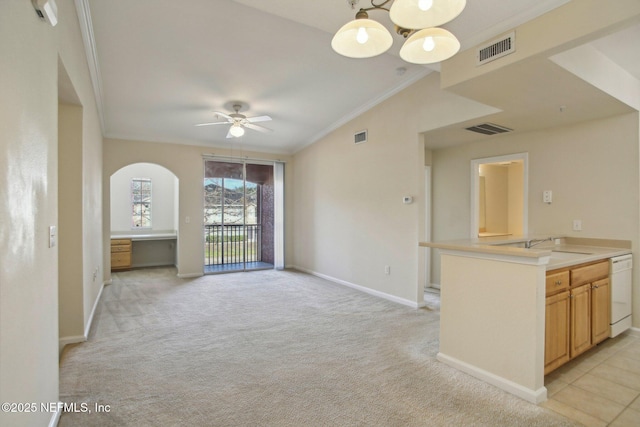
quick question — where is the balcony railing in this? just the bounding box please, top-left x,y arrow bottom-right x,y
204,224 -> 261,266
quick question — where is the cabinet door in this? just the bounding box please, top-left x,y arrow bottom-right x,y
545,291 -> 570,374
571,284 -> 592,358
591,278 -> 610,345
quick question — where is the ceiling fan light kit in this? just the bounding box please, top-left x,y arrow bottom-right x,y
195,101 -> 272,139
332,0 -> 465,64
229,123 -> 245,137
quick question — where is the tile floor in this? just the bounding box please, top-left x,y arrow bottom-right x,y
542,332 -> 640,426
425,287 -> 640,426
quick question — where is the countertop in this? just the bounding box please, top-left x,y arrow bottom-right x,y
420,236 -> 631,270
111,231 -> 177,241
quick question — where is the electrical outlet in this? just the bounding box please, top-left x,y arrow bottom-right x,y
543,190 -> 552,204
572,219 -> 582,231
384,265 -> 390,275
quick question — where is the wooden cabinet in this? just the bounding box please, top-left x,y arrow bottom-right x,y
546,270 -> 569,295
545,260 -> 610,374
570,283 -> 592,358
544,290 -> 570,374
111,239 -> 132,271
591,278 -> 610,345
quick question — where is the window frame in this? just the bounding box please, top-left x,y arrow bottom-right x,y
131,177 -> 152,229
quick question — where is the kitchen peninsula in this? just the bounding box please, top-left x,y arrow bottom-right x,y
420,236 -> 631,404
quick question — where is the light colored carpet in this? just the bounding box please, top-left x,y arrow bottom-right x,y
59,268 -> 577,426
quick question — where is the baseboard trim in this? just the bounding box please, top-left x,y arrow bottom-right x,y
177,272 -> 204,278
59,279 -> 105,354
48,404 -> 62,427
131,262 -> 176,268
437,352 -> 547,404
59,334 -> 86,346
84,281 -> 105,338
59,335 -> 86,357
291,266 -> 423,308
58,282 -> 104,355
627,327 -> 640,337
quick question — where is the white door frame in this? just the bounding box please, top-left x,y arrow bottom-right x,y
424,166 -> 433,290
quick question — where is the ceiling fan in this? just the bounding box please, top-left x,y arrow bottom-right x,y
195,101 -> 272,138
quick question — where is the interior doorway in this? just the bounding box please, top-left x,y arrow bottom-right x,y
203,159 -> 283,273
470,153 -> 528,238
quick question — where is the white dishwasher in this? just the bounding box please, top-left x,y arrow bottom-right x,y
610,254 -> 633,338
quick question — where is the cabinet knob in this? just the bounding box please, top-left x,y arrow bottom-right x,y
555,280 -> 562,286
593,285 -> 599,289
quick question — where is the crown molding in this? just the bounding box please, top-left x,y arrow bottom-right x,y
74,0 -> 106,133
298,66 -> 432,153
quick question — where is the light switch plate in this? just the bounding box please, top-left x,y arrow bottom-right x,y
49,225 -> 56,248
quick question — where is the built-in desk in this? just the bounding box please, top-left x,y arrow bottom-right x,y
111,230 -> 177,269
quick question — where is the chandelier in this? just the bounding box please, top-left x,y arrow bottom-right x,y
331,0 -> 465,64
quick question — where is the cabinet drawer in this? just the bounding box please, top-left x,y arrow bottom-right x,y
111,252 -> 131,268
546,271 -> 570,295
571,261 -> 609,287
111,238 -> 132,246
111,244 -> 131,253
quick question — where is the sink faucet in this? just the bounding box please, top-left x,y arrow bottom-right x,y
525,237 -> 555,249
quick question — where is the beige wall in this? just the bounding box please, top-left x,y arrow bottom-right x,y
508,161 -> 524,235
58,103 -> 85,344
289,72 -> 537,305
480,164 -> 508,234
439,254 -> 546,398
431,113 -> 640,326
442,0 -> 640,90
0,0 -> 104,426
59,0 -> 104,348
110,163 -> 178,232
103,139 -> 293,279
477,161 -> 524,236
0,3 -> 59,425
292,82 -> 430,305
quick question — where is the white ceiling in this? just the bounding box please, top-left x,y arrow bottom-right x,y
82,0 -> 639,154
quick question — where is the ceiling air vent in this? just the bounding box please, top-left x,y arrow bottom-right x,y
477,31 -> 515,66
465,123 -> 513,136
354,129 -> 367,145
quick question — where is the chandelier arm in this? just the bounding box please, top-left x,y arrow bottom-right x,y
361,0 -> 394,13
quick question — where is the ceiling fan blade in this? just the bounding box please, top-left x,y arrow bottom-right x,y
212,111 -> 233,120
195,121 -> 229,127
246,115 -> 272,123
244,123 -> 273,133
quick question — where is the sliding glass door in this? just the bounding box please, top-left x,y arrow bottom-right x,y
203,159 -> 282,273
